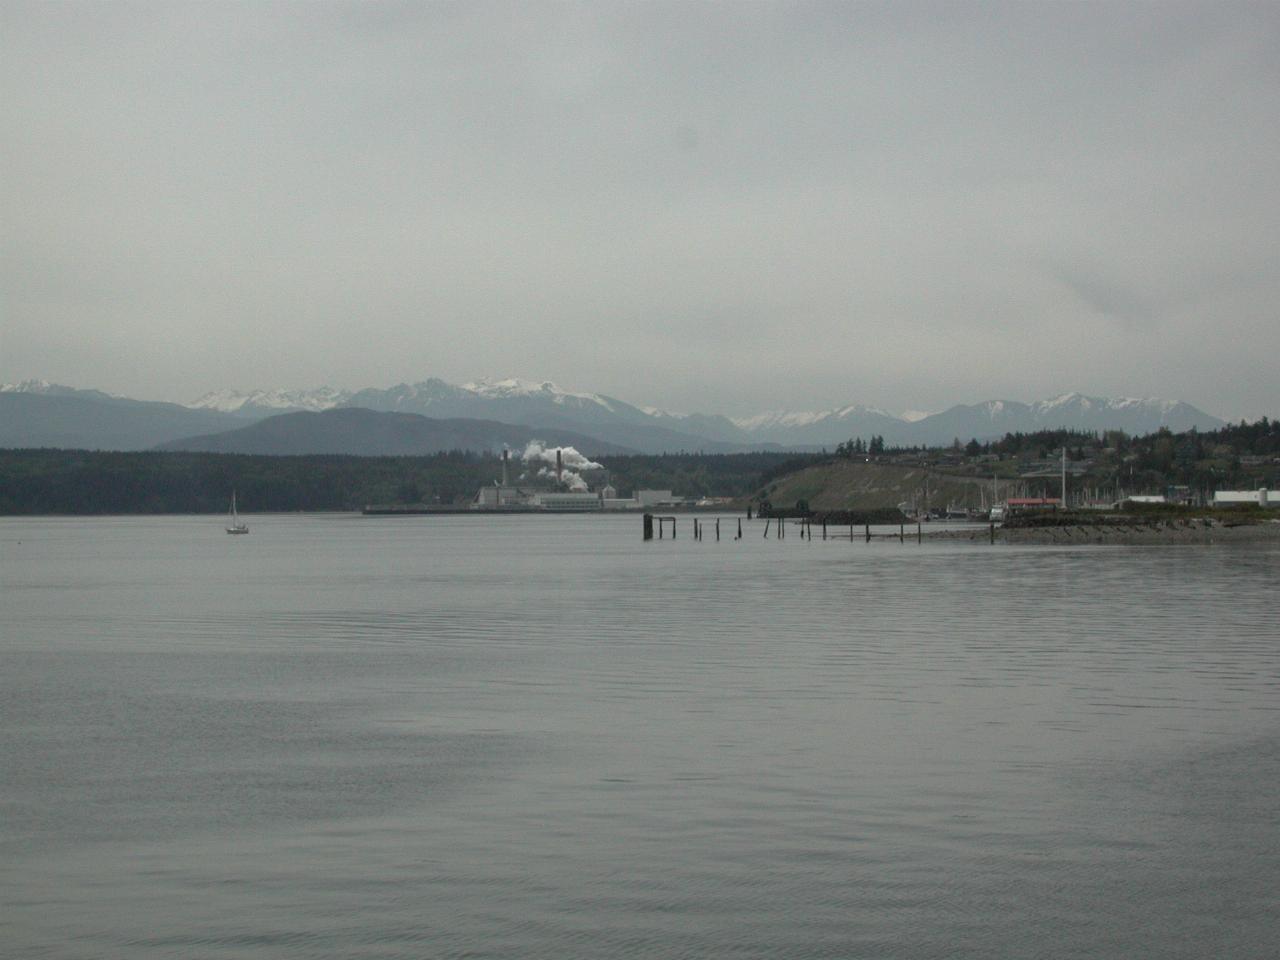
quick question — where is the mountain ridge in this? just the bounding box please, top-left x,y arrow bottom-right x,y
156,408 -> 640,457
3,378 -> 1230,452
0,392 -> 251,451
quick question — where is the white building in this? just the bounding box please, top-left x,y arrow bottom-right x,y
474,484 -> 535,508
1213,488 -> 1272,507
634,489 -> 675,507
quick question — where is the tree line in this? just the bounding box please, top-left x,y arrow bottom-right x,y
0,448 -> 817,515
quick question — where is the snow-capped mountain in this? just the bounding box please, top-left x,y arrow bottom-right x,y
2,377 -> 1230,453
180,381 -> 1229,448
1,381 -> 249,450
731,404 -> 895,431
189,378 -> 624,419
461,378 -> 618,412
911,393 -> 1221,446
188,386 -> 353,417
726,404 -> 910,447
186,378 -> 741,454
0,379 -> 117,403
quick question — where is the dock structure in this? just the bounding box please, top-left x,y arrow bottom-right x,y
642,513 -> 678,541
645,513 -> 996,545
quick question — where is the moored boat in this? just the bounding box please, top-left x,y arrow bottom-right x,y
226,491 -> 249,534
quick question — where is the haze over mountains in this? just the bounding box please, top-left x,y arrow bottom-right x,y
156,408 -> 639,458
3,377 -> 1228,455
0,386 -> 247,451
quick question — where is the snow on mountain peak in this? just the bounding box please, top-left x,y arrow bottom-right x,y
461,377 -> 614,411
188,386 -> 349,413
1,378 -> 53,393
1031,393 -> 1182,417
1036,392 -> 1092,411
730,409 -> 819,430
1,379 -> 94,395
1107,396 -> 1178,413
1,379 -> 121,400
729,404 -> 897,431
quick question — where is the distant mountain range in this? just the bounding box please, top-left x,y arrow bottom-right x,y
183,378 -> 1227,449
157,407 -> 639,457
2,377 -> 1228,455
188,378 -> 751,454
0,388 -> 246,451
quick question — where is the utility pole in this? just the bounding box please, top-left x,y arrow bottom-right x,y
1061,447 -> 1067,509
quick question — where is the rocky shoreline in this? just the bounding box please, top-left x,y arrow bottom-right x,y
932,518 -> 1280,546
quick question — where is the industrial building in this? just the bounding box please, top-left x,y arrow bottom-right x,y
1213,488 -> 1273,507
470,449 -> 687,512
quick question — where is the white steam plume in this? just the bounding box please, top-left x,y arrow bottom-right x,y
520,441 -> 602,492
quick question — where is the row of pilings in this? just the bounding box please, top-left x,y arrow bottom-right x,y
644,513 -> 998,544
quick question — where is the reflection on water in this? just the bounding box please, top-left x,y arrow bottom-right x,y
2,514 -> 1277,958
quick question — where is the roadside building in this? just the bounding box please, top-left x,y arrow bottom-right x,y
1213,488 -> 1273,507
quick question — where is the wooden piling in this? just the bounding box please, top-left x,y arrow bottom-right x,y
643,513 -> 653,541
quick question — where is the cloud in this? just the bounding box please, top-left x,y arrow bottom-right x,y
2,2 -> 1278,420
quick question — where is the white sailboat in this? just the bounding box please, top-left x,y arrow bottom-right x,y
226,491 -> 249,534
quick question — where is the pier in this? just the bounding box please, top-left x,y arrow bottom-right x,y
644,512 -> 996,544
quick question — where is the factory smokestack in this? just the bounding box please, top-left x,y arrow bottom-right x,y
556,449 -> 563,483
502,449 -> 509,486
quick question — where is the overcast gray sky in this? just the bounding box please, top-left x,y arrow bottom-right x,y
3,1 -> 1277,419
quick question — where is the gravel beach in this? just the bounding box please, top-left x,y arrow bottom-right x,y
932,518 -> 1280,545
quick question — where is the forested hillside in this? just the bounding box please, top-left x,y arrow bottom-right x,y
0,450 -> 498,514
0,450 -> 810,514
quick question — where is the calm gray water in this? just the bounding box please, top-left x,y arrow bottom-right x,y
2,514 -> 1277,959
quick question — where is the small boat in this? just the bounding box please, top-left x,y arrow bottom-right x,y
226,491 -> 249,534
